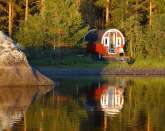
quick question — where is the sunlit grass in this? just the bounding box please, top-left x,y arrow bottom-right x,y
106,57 -> 165,69
130,57 -> 165,69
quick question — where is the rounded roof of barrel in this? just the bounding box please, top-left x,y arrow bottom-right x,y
84,29 -> 98,42
101,29 -> 125,45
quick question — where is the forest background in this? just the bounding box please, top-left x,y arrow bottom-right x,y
0,0 -> 165,67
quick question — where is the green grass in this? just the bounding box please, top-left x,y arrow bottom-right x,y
29,54 -> 165,69
104,57 -> 165,69
29,54 -> 108,68
132,57 -> 165,69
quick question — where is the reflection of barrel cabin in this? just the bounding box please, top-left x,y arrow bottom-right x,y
100,86 -> 124,115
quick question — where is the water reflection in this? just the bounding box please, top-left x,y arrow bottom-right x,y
85,79 -> 127,116
100,85 -> 124,115
6,77 -> 165,131
0,86 -> 52,130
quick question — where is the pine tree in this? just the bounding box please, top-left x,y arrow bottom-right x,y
0,0 -> 23,36
0,1 -> 8,32
15,0 -> 87,48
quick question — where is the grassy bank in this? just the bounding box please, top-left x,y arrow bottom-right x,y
29,54 -> 165,69
30,55 -> 108,68
105,57 -> 165,69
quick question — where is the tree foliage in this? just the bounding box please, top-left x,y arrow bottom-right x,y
80,0 -> 165,58
0,0 -> 165,58
15,0 -> 87,48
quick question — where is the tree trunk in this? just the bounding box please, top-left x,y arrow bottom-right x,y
130,32 -> 133,57
136,0 -> 138,20
76,0 -> 80,7
105,0 -> 109,25
124,0 -> 128,21
40,0 -> 45,18
8,0 -> 12,37
24,113 -> 27,131
122,0 -> 128,28
103,113 -> 107,131
25,0 -> 29,22
149,1 -> 152,30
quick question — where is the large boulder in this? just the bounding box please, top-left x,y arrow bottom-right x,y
0,31 -> 54,86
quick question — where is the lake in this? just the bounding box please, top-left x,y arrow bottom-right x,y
2,76 -> 165,131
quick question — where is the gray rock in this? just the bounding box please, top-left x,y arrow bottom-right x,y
0,31 -> 54,86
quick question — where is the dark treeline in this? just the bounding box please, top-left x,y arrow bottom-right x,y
0,0 -> 165,59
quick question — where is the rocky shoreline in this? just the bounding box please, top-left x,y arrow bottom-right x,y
37,67 -> 165,77
0,31 -> 54,86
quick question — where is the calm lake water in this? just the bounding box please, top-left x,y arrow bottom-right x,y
2,76 -> 165,131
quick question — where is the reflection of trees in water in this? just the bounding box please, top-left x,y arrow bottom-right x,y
0,86 -> 52,131
116,78 -> 165,131
83,78 -> 165,131
26,89 -> 87,131
10,77 -> 165,131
